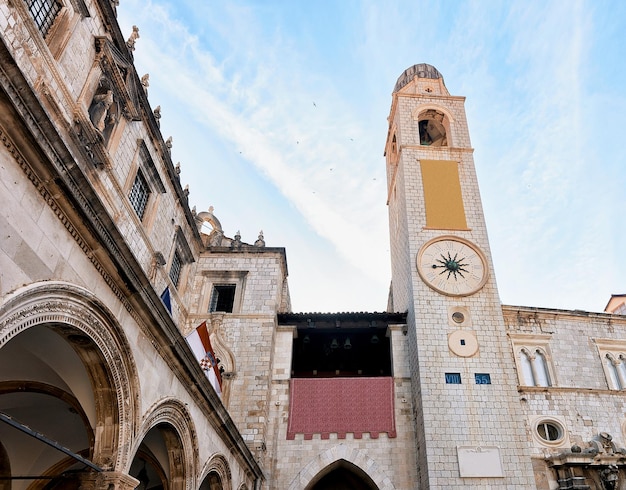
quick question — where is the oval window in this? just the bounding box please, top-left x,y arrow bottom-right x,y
536,420 -> 564,443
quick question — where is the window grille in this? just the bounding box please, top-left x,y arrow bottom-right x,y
169,250 -> 182,288
26,0 -> 62,38
129,172 -> 150,220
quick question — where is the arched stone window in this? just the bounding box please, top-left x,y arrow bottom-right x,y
520,349 -> 535,386
417,109 -> 448,146
602,352 -> 626,390
605,353 -> 622,389
595,340 -> 626,390
510,334 -> 555,387
518,348 -> 551,387
199,471 -> 224,489
534,350 -> 551,386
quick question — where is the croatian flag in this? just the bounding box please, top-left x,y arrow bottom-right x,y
186,321 -> 222,396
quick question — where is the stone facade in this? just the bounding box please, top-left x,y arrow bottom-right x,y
0,3 -> 625,490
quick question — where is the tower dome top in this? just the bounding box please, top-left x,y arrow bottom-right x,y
394,64 -> 444,93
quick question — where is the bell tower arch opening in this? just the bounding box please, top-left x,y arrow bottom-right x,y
417,108 -> 449,146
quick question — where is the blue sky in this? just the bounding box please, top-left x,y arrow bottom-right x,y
118,1 -> 626,313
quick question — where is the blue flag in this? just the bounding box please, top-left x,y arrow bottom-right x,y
161,287 -> 172,314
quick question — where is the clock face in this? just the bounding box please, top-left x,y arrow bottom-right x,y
417,237 -> 488,296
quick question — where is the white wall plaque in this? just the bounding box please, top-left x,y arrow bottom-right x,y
457,446 -> 504,478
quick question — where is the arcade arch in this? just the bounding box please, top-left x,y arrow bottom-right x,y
130,398 -> 198,490
0,282 -> 140,486
198,453 -> 232,490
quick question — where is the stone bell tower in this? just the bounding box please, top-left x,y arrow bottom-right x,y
384,64 -> 535,488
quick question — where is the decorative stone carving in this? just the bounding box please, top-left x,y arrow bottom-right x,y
599,465 -> 619,490
254,231 -> 265,247
141,73 -> 149,95
153,105 -> 161,127
209,230 -> 224,247
231,231 -> 242,250
93,37 -> 142,122
126,25 -> 140,51
585,432 -> 625,455
150,252 -> 166,281
548,433 -> 626,490
78,471 -> 139,490
88,88 -> 117,137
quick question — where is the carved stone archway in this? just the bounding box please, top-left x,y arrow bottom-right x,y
0,281 -> 140,471
287,445 -> 395,490
131,397 -> 198,490
199,453 -> 232,490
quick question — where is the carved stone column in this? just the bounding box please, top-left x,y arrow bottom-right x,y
78,471 -> 139,490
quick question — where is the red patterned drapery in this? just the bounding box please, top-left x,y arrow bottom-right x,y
287,377 -> 396,440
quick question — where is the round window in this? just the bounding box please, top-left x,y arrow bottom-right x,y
451,311 -> 465,324
535,420 -> 564,444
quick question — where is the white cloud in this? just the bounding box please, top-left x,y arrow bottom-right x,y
118,0 -> 626,313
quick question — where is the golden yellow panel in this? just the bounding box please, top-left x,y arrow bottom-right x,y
420,160 -> 468,230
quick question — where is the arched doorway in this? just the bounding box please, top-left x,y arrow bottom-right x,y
305,460 -> 379,490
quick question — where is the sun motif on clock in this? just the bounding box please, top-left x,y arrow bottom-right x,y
416,236 -> 488,296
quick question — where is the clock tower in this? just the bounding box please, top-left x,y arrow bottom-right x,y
385,64 -> 535,488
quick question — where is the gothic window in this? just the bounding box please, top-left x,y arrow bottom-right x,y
595,340 -> 626,391
510,334 -> 556,387
603,352 -> 626,390
519,349 -> 534,385
518,348 -> 551,387
26,0 -> 62,37
169,250 -> 182,288
128,171 -> 150,220
209,284 -> 236,313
